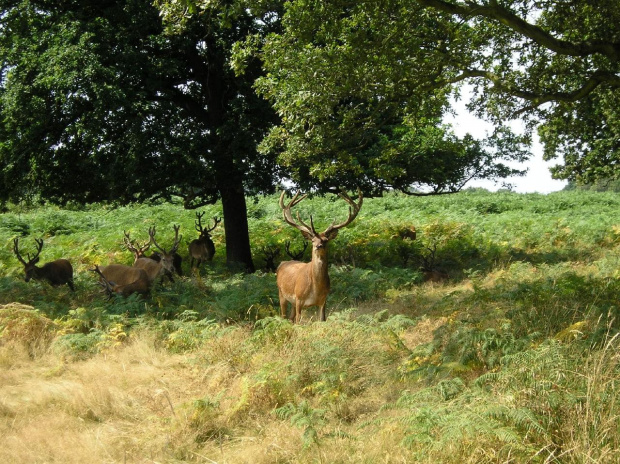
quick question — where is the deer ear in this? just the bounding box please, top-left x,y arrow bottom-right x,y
325,229 -> 339,240
301,230 -> 313,241
33,257 -> 40,264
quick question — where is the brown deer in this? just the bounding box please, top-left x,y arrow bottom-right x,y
124,228 -> 183,279
189,213 -> 221,269
91,264 -> 149,298
133,225 -> 181,285
276,189 -> 363,323
13,238 -> 74,291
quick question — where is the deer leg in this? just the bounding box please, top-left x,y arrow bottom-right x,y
294,301 -> 302,324
278,290 -> 289,319
67,280 -> 75,292
318,303 -> 327,322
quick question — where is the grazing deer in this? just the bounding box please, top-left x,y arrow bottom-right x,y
133,225 -> 181,285
124,228 -> 183,278
276,189 -> 363,323
189,213 -> 221,269
91,264 -> 149,298
13,238 -> 74,291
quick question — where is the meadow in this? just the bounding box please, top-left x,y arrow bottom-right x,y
1,189 -> 620,463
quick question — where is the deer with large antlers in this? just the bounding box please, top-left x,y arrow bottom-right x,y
13,238 -> 74,291
189,213 -> 221,269
276,189 -> 363,323
137,225 -> 181,284
124,228 -> 183,279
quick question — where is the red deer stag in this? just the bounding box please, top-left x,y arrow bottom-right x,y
189,213 -> 221,269
124,228 -> 183,279
134,225 -> 181,285
91,264 -> 149,298
276,189 -> 363,323
13,238 -> 74,291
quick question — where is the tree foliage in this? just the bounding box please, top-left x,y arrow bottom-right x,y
245,0 -> 528,195
0,0 -> 283,270
241,0 -> 620,186
410,0 -> 620,184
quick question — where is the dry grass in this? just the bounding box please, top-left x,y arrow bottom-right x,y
0,318 -> 419,463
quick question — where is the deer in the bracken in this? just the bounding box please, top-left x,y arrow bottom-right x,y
136,225 -> 181,284
189,213 -> 221,269
91,264 -> 150,298
124,228 -> 182,279
276,189 -> 363,323
13,238 -> 74,291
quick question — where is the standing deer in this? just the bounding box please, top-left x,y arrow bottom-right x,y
134,225 -> 181,285
189,213 -> 221,269
276,189 -> 363,323
91,264 -> 150,298
13,238 -> 74,291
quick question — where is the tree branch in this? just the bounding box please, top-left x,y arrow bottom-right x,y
414,0 -> 620,61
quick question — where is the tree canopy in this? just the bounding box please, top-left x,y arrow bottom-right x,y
242,0 -> 620,186
0,0 -> 282,270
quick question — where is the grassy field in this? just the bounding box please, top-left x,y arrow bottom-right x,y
1,189 -> 620,463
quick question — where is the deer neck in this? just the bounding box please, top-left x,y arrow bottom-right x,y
310,246 -> 330,286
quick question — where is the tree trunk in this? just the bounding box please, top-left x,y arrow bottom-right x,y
218,180 -> 255,273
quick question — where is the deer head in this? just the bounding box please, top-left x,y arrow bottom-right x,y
148,224 -> 181,275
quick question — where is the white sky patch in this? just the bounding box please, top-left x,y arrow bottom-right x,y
444,89 -> 567,194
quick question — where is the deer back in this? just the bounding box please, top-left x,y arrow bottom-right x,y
134,257 -> 167,284
98,264 -> 150,296
35,259 -> 74,286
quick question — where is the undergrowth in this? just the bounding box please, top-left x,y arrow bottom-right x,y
1,190 -> 620,462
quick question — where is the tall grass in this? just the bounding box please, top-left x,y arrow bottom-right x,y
2,189 -> 620,462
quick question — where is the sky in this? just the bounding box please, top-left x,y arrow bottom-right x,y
444,96 -> 568,194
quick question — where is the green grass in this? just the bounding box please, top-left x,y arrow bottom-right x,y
2,189 -> 620,462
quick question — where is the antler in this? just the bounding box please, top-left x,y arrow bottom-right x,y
280,189 -> 363,237
149,225 -> 181,254
285,240 -> 308,260
205,217 -> 221,233
279,191 -> 315,236
13,237 -> 43,265
324,188 -> 363,236
195,211 -> 206,233
91,265 -> 114,299
123,230 -> 151,258
13,238 -> 27,265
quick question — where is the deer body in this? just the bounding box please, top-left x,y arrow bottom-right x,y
277,250 -> 331,322
95,264 -> 149,297
124,227 -> 181,284
13,238 -> 74,291
189,214 -> 220,269
276,189 -> 362,323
